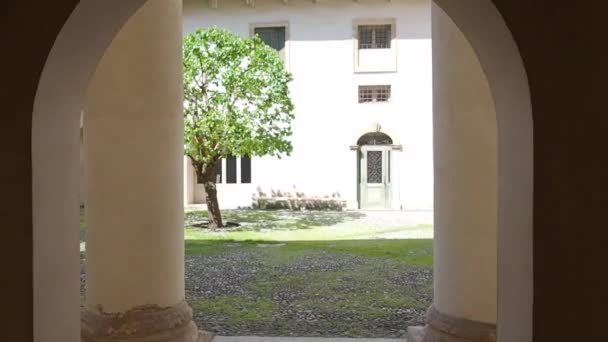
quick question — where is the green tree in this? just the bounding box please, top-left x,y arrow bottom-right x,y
183,28 -> 295,228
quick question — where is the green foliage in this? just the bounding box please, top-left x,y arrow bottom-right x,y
183,27 -> 295,165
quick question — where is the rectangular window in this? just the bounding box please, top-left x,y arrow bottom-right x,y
359,85 -> 391,103
241,156 -> 252,184
226,156 -> 237,184
215,160 -> 222,184
206,157 -> 251,184
254,26 -> 286,60
358,24 -> 392,49
353,19 -> 396,73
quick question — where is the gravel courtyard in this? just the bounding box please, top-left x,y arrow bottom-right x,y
80,209 -> 434,338
184,240 -> 433,338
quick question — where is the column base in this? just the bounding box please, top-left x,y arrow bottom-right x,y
407,306 -> 496,342
82,301 -> 213,342
197,330 -> 215,342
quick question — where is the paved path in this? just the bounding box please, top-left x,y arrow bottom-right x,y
214,338 -> 406,342
355,210 -> 433,226
352,210 -> 433,239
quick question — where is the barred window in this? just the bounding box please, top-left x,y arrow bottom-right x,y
358,24 -> 392,49
359,85 -> 391,103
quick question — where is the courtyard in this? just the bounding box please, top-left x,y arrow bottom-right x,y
80,209 -> 433,338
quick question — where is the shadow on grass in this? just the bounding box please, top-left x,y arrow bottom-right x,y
81,208 -> 369,243
185,238 -> 433,266
185,209 -> 367,232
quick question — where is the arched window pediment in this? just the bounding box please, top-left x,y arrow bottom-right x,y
357,132 -> 393,146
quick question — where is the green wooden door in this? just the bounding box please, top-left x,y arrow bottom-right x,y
360,146 -> 391,209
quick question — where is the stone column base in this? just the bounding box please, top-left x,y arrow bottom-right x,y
408,306 -> 496,342
82,301 -> 213,342
197,330 -> 215,342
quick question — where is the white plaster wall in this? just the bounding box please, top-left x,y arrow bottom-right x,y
183,0 -> 433,210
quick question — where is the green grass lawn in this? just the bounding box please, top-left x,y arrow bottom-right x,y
185,239 -> 433,266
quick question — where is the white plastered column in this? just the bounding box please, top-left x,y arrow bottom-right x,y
410,4 -> 498,342
82,0 -> 201,340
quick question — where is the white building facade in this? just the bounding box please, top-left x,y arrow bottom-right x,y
183,0 -> 433,211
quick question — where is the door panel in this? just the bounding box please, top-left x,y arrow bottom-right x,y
367,150 -> 383,183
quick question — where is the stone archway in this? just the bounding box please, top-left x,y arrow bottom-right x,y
430,2 -> 533,342
32,1 -> 158,341
31,1 -> 532,341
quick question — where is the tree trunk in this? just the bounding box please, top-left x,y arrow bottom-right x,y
201,166 -> 224,229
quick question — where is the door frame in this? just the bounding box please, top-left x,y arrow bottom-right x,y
358,145 -> 394,210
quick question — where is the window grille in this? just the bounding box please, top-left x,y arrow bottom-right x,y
358,24 -> 392,49
359,85 -> 391,103
367,150 -> 384,184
